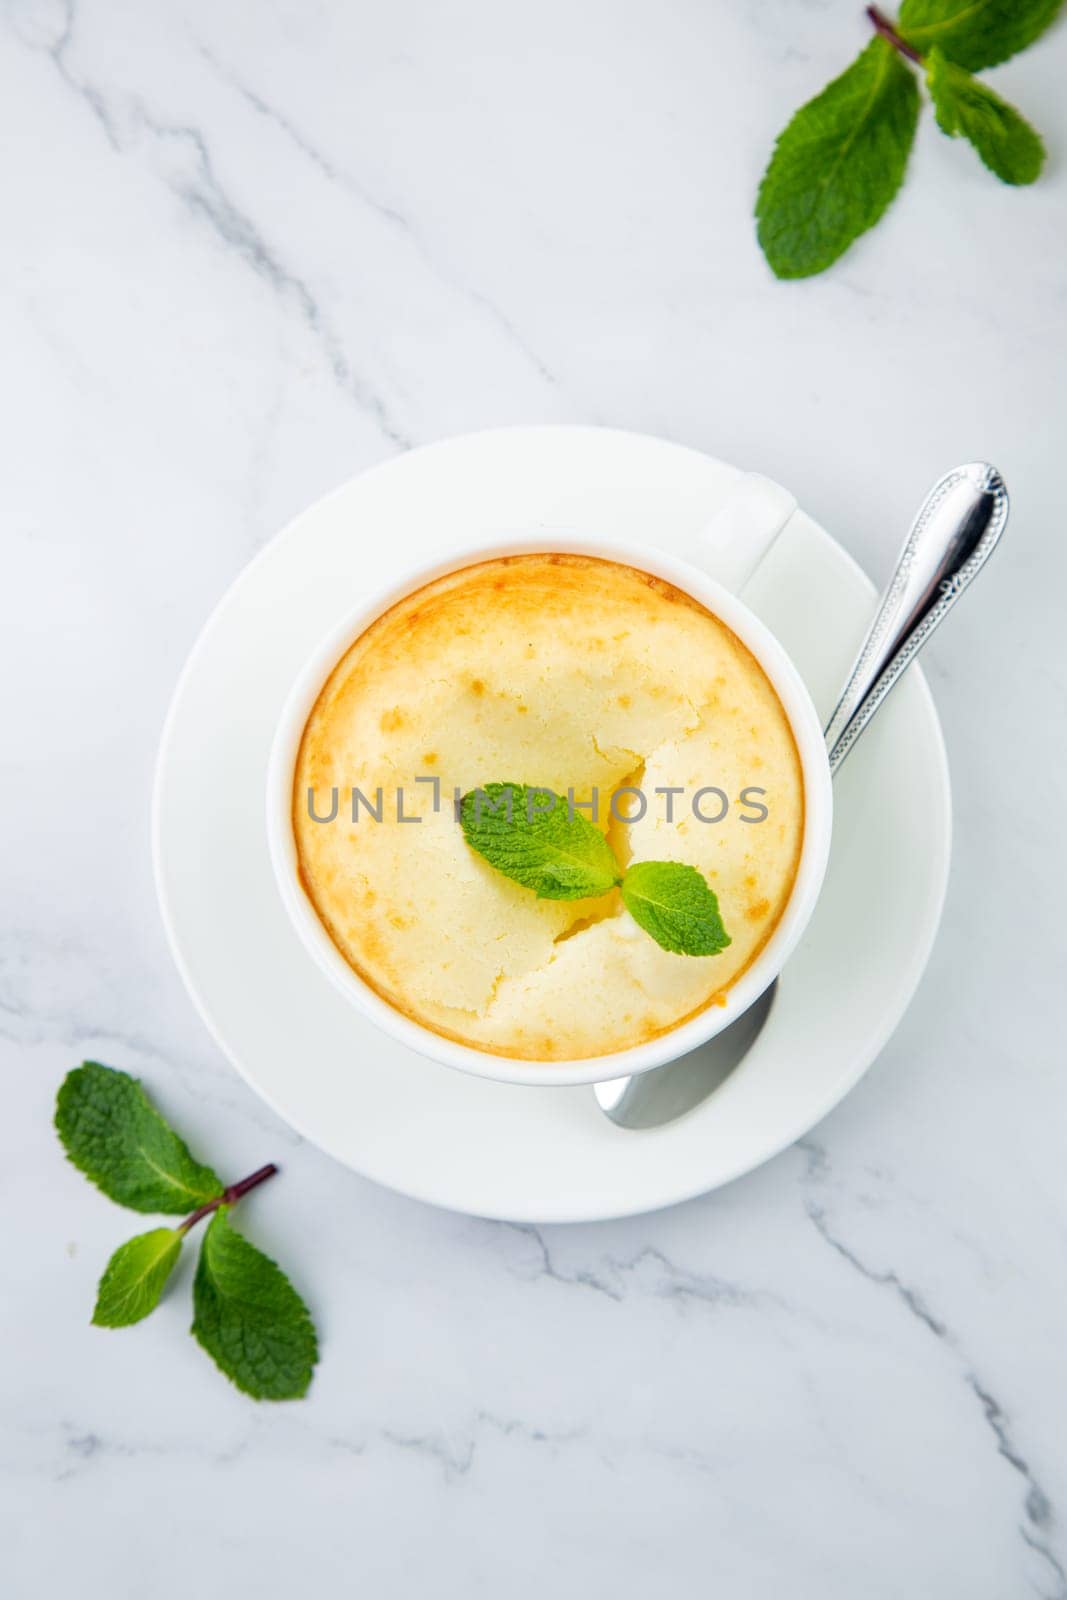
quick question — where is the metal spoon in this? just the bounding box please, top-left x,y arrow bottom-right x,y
596,461 -> 1009,1129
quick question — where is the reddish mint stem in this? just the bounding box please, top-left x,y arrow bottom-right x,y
866,5 -> 924,63
180,1162 -> 279,1233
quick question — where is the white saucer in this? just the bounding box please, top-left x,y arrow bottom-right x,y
153,427 -> 951,1222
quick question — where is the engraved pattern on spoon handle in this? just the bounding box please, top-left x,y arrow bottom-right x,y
824,463 -> 1009,774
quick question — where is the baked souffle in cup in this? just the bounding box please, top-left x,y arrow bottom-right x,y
267,502 -> 832,1087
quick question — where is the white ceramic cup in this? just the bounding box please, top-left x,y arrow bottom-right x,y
266,474 -> 833,1087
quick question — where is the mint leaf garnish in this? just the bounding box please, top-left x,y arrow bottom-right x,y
899,0 -> 1063,71
92,1228 -> 183,1328
620,862 -> 732,957
459,783 -> 732,956
192,1209 -> 318,1401
926,48 -> 1045,183
460,783 -> 620,901
756,37 -> 919,280
55,1062 -> 223,1214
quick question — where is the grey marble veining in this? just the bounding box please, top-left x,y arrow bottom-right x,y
3,1 -> 1067,1596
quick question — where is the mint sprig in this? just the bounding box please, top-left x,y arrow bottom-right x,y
56,1063 -> 317,1399
756,1 -> 1061,278
460,783 -> 731,958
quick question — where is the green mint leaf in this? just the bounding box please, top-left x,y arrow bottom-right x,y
55,1062 -> 223,1215
620,861 -> 731,957
926,48 -> 1045,183
899,0 -> 1064,71
191,1209 -> 318,1400
460,783 -> 620,901
92,1228 -> 183,1327
756,37 -> 919,279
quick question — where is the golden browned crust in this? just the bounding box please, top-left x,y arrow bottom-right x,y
294,554 -> 803,1060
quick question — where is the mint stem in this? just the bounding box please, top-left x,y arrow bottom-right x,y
179,1163 -> 278,1234
866,5 -> 923,64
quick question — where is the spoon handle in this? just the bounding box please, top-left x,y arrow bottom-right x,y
823,462 -> 1009,774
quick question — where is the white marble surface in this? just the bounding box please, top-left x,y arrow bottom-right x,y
3,1 -> 1066,1594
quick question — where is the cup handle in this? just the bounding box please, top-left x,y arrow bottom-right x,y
694,473 -> 798,594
